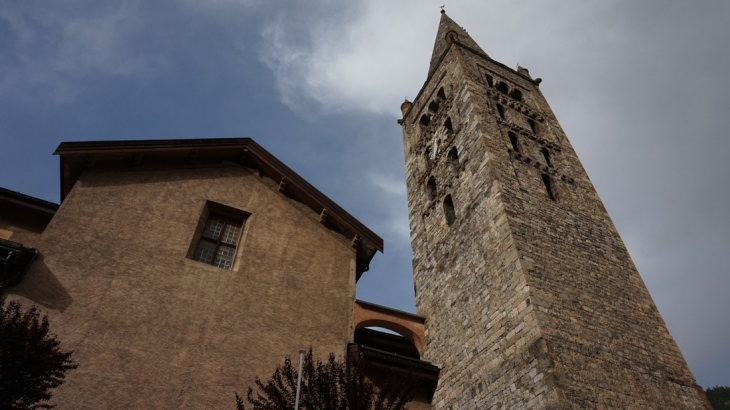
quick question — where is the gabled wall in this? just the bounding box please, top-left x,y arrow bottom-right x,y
6,165 -> 358,409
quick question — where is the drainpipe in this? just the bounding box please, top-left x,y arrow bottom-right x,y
294,349 -> 306,410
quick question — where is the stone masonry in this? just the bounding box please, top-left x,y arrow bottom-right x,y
399,12 -> 711,409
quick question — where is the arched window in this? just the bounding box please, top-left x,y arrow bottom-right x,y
447,147 -> 459,174
496,82 -> 509,94
444,117 -> 453,133
508,132 -> 520,153
528,118 -> 538,134
542,174 -> 556,201
541,147 -> 552,167
447,146 -> 458,163
496,104 -> 505,119
437,87 -> 446,101
443,195 -> 456,226
427,176 -> 437,200
485,74 -> 494,87
428,101 -> 439,113
420,114 -> 431,128
510,89 -> 523,101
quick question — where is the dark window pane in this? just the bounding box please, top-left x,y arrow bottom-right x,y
213,245 -> 236,270
193,239 -> 217,264
220,220 -> 242,246
202,214 -> 226,240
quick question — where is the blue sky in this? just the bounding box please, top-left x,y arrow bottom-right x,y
1,0 -> 729,388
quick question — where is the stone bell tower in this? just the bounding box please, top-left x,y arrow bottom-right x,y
398,11 -> 710,409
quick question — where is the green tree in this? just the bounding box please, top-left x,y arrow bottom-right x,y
706,386 -> 730,410
237,349 -> 414,410
0,298 -> 78,410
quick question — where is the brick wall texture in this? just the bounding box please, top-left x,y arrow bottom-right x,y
5,166 -> 358,409
399,13 -> 711,409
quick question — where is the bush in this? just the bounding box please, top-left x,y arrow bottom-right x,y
237,348 -> 414,410
0,299 -> 77,410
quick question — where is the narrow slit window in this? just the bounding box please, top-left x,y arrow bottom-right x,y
496,104 -> 505,119
528,118 -> 538,134
443,195 -> 456,226
447,146 -> 458,163
447,147 -> 459,173
427,176 -> 437,200
444,117 -> 453,133
542,174 -> 556,201
541,147 -> 552,167
485,74 -> 494,87
437,87 -> 446,101
508,132 -> 520,152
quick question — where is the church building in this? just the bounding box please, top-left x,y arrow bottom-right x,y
0,11 -> 709,409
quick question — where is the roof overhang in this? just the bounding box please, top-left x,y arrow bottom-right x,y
54,138 -> 383,278
0,188 -> 58,232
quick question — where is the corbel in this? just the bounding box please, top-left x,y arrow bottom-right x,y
351,235 -> 361,249
238,149 -> 249,165
319,209 -> 328,224
278,177 -> 287,193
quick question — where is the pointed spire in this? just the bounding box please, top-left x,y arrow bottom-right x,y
428,12 -> 488,77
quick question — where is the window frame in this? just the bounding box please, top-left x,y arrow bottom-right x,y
188,201 -> 250,271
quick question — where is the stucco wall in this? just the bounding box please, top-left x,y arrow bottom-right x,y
0,207 -> 48,246
7,165 -> 357,409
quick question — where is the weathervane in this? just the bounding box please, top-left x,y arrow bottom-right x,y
440,5 -> 445,13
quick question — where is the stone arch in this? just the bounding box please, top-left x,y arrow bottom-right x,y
496,81 -> 509,94
353,300 -> 426,355
428,101 -> 440,113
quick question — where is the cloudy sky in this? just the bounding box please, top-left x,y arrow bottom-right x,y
1,0 -> 728,389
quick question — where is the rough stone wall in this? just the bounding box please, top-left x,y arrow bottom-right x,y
402,38 -> 710,408
402,46 -> 558,409
5,165 -> 357,409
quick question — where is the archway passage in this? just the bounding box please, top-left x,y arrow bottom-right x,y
353,300 -> 426,356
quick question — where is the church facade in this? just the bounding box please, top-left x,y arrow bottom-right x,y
0,12 -> 709,410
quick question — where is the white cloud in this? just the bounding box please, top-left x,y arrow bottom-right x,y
260,0 -> 440,115
258,0 -> 621,116
367,172 -> 410,241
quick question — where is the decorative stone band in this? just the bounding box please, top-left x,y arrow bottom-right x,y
497,117 -> 562,152
507,149 -> 575,185
487,88 -> 544,122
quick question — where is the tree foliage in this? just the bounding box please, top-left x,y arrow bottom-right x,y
0,298 -> 78,410
236,349 -> 414,410
707,386 -> 730,410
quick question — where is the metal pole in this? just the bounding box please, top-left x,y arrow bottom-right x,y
294,349 -> 306,410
